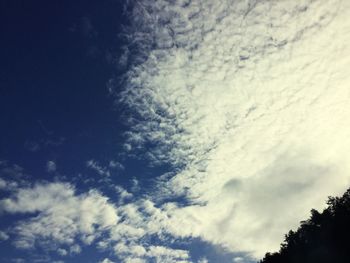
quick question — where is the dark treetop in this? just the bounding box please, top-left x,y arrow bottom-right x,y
260,187 -> 350,263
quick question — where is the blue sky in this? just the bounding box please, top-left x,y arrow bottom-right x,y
1,0 -> 350,262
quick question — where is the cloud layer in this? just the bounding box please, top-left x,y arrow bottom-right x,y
0,182 -> 191,262
1,182 -> 118,249
119,0 -> 350,258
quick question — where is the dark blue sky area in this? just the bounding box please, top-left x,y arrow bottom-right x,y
0,0 -> 129,180
0,1 -> 130,261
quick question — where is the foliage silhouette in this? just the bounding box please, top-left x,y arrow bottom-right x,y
259,188 -> 350,263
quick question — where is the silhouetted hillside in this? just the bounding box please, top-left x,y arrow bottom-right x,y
259,188 -> 350,263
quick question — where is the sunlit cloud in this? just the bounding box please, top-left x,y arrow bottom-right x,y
118,0 -> 350,258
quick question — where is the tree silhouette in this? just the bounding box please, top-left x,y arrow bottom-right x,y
259,188 -> 350,263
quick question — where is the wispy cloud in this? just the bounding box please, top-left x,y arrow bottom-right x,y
0,161 -> 27,191
0,231 -> 9,241
46,161 -> 57,173
109,160 -> 125,171
115,185 -> 133,202
86,159 -> 111,177
24,140 -> 40,152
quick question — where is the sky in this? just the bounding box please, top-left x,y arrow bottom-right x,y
1,0 -> 350,262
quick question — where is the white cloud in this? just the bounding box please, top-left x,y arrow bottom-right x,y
147,245 -> 190,261
233,257 -> 244,263
99,259 -> 115,263
123,259 -> 145,263
57,248 -> 68,256
0,162 -> 24,191
0,182 -> 118,250
0,183 -> 190,262
86,159 -> 111,177
70,244 -> 81,254
119,0 -> 350,259
0,230 -> 9,241
0,162 -> 25,179
46,161 -> 57,173
109,160 -> 124,170
0,178 -> 7,189
114,242 -> 190,263
115,185 -> 133,203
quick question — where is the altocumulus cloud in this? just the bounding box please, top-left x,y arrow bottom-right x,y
0,182 -> 191,262
118,0 -> 350,259
2,0 -> 350,262
0,182 -> 118,249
